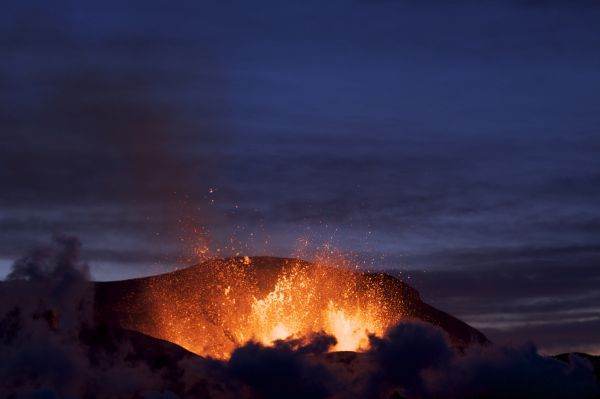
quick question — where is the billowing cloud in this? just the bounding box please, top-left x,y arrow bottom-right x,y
365,321 -> 598,399
225,335 -> 337,399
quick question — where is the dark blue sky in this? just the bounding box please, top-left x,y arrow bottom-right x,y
1,0 -> 600,353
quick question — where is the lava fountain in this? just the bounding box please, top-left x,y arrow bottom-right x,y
113,256 -> 405,359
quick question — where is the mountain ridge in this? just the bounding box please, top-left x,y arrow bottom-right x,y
94,256 -> 489,353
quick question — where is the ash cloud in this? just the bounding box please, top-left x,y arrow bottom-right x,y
224,334 -> 337,399
426,345 -> 598,399
363,321 -> 598,399
366,322 -> 454,398
210,320 -> 599,399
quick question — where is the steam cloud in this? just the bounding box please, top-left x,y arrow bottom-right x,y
0,239 -> 598,398
0,237 -> 166,398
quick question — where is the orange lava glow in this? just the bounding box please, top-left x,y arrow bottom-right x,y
245,264 -> 388,352
128,257 -> 404,359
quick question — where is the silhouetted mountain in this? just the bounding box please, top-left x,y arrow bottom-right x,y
94,256 -> 489,353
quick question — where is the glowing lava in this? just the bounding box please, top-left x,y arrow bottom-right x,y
246,264 -> 388,352
129,257 -> 403,359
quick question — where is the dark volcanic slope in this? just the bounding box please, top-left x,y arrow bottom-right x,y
95,256 -> 489,351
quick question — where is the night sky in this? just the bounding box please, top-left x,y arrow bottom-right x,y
2,0 -> 600,354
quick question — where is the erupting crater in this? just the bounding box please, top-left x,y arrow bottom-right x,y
94,257 -> 488,358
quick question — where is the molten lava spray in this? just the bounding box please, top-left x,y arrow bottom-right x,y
125,257 -> 404,358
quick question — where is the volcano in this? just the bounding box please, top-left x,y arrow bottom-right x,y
3,254 -> 599,398
94,256 -> 489,357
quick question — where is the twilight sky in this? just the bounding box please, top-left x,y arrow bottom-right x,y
1,0 -> 600,354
